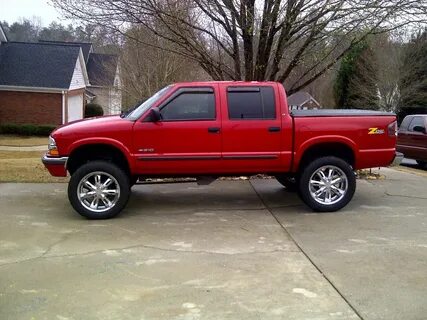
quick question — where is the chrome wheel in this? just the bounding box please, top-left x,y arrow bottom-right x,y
309,165 -> 348,205
77,171 -> 120,213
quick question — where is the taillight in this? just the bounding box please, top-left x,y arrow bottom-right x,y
388,121 -> 397,137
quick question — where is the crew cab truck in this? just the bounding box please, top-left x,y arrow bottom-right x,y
42,81 -> 400,219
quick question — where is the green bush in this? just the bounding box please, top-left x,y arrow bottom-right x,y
85,103 -> 104,118
0,123 -> 56,136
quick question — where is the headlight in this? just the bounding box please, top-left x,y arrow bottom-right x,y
48,136 -> 59,156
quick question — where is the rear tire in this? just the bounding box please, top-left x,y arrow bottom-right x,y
68,161 -> 130,219
298,156 -> 356,212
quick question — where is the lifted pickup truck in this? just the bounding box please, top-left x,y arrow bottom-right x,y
43,81 -> 399,219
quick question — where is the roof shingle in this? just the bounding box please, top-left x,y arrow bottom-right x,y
0,42 -> 80,89
87,53 -> 118,87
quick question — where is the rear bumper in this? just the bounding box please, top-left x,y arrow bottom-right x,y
41,154 -> 68,177
390,152 -> 404,167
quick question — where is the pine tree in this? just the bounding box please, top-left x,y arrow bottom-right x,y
400,31 -> 427,109
334,39 -> 379,109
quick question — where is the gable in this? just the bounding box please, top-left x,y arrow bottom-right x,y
69,53 -> 87,90
0,22 -> 8,43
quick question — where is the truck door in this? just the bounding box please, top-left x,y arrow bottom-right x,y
132,85 -> 222,175
220,84 -> 283,172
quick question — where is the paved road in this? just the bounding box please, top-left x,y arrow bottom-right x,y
0,168 -> 426,319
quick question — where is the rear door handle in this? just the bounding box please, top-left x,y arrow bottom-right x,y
208,127 -> 220,133
268,127 -> 280,132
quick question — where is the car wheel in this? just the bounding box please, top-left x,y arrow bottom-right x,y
416,160 -> 426,167
298,156 -> 356,212
275,175 -> 298,192
68,161 -> 130,219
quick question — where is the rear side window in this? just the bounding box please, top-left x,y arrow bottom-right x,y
160,92 -> 215,121
408,116 -> 425,132
399,116 -> 412,131
227,86 -> 276,119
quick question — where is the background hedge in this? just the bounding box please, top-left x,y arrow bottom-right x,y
0,124 -> 56,136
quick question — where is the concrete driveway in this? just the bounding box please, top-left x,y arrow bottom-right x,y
0,168 -> 426,320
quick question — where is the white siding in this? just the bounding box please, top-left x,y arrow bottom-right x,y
69,58 -> 85,90
89,87 -> 122,115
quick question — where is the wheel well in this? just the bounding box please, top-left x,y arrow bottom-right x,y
298,143 -> 355,170
67,144 -> 130,176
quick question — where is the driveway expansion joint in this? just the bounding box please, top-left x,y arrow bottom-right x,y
248,180 -> 364,320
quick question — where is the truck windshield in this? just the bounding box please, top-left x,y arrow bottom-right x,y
123,85 -> 172,120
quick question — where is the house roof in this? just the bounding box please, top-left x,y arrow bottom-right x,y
87,53 -> 118,86
38,40 -> 93,63
287,91 -> 320,107
0,41 -> 81,89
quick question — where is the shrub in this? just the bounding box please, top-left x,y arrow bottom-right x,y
85,103 -> 104,118
0,123 -> 56,136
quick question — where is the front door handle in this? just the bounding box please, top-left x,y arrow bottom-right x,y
208,127 -> 220,133
268,127 -> 280,132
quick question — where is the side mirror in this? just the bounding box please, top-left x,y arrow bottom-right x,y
413,126 -> 426,134
150,107 -> 162,122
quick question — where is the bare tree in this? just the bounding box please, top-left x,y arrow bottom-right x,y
52,0 -> 427,94
120,25 -> 205,108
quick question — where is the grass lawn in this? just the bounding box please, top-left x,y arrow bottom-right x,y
0,150 -> 68,183
0,135 -> 48,147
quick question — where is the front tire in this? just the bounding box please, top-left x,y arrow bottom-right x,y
68,161 -> 130,219
298,156 -> 356,212
416,160 -> 426,168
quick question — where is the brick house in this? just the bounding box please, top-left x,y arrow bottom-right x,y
0,23 -> 121,126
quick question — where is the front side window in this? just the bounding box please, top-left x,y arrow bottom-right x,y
160,92 -> 215,121
408,116 -> 425,132
227,86 -> 276,120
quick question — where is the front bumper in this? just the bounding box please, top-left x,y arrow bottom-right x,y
390,152 -> 404,167
41,154 -> 68,177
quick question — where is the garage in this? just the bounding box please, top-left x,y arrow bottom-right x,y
67,93 -> 84,122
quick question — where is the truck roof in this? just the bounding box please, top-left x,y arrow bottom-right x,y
173,81 -> 280,86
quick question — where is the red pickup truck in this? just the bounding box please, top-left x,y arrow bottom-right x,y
42,81 -> 400,219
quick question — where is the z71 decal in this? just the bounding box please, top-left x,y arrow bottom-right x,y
368,128 -> 385,135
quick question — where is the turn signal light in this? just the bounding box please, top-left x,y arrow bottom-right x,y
48,148 -> 59,156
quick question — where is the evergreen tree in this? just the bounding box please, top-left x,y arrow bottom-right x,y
400,31 -> 427,109
334,39 -> 379,109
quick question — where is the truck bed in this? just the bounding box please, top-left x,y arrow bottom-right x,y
291,109 -> 394,117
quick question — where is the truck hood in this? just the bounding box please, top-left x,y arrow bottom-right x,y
52,116 -> 123,134
52,115 -> 133,138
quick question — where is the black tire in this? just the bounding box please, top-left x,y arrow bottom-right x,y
275,174 -> 298,192
130,176 -> 139,187
416,160 -> 426,167
298,156 -> 356,212
68,161 -> 130,219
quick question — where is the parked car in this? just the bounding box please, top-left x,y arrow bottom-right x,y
42,81 -> 400,219
397,115 -> 427,167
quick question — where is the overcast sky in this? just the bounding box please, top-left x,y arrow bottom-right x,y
0,0 -> 71,26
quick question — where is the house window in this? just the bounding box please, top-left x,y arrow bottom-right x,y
227,86 -> 276,119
